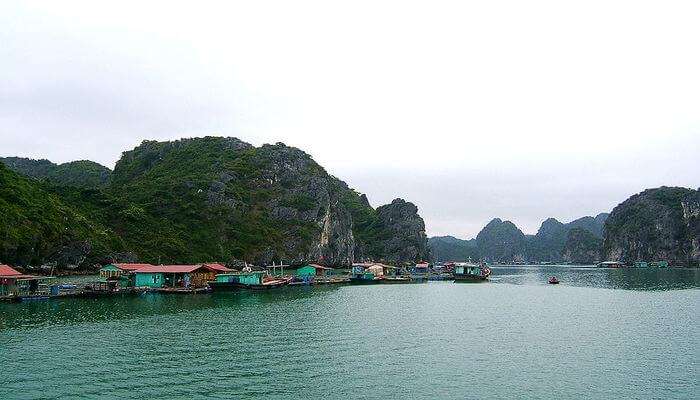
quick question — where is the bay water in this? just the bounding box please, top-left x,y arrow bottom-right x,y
1,266 -> 698,399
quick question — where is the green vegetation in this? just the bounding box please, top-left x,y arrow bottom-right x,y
0,163 -> 122,267
603,187 -> 699,266
561,228 -> 601,264
429,214 -> 609,263
0,137 -> 429,269
0,157 -> 110,189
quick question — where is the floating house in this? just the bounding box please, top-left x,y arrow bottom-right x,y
649,261 -> 669,268
296,264 -> 333,278
413,262 -> 430,273
350,264 -> 383,283
214,271 -> 266,286
133,265 -> 218,288
0,264 -> 50,297
366,264 -> 384,277
99,263 -> 154,279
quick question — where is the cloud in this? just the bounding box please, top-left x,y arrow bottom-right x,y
1,1 -> 699,236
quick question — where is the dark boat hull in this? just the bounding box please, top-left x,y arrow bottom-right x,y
208,282 -> 241,292
209,277 -> 292,291
453,274 -> 488,282
383,277 -> 413,284
349,277 -> 383,285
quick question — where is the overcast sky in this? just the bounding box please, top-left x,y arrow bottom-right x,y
1,1 -> 699,238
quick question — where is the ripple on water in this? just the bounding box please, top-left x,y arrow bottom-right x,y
1,269 -> 698,399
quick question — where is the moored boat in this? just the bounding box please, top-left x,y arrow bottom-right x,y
348,264 -> 384,284
597,261 -> 625,268
383,276 -> 412,283
453,262 -> 491,282
548,276 -> 560,284
209,271 -> 292,291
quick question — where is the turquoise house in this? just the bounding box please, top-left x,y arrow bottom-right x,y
296,265 -> 316,277
215,271 -> 265,285
296,264 -> 333,278
135,271 -> 164,288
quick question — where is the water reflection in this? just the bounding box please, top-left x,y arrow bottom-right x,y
0,285 -> 341,331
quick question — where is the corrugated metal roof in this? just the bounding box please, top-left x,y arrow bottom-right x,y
203,263 -> 232,272
0,264 -> 22,277
113,263 -> 154,271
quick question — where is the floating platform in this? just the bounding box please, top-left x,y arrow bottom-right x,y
154,287 -> 211,294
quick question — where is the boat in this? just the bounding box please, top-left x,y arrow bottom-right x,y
453,262 -> 491,282
382,276 -> 412,283
209,271 -> 293,291
548,276 -> 560,284
427,272 -> 453,281
597,261 -> 625,268
348,264 -> 385,284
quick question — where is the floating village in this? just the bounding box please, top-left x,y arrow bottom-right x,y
1,255 -> 679,302
0,260 -> 498,302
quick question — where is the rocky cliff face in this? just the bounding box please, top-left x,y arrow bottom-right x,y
0,137 -> 429,268
561,228 -> 602,264
427,236 -> 478,262
527,213 -> 608,262
603,187 -> 700,266
475,218 -> 527,263
369,199 -> 428,264
109,138 -> 366,265
429,213 -> 608,263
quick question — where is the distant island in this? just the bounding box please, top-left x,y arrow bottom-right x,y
429,188 -> 699,266
1,137 -> 698,270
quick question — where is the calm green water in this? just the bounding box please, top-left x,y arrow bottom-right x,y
1,267 -> 698,399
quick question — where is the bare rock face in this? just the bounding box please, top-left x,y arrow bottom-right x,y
371,199 -> 429,265
561,228 -> 602,264
475,218 -> 527,263
1,137 -> 429,269
603,187 -> 700,266
105,137 -> 427,266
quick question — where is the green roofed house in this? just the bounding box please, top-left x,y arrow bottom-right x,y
295,264 -> 333,283
100,263 -> 154,279
296,264 -> 333,277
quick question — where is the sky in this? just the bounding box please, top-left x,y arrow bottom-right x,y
1,1 -> 699,238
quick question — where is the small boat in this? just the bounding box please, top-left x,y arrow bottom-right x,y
548,276 -> 560,284
348,265 -> 384,284
383,276 -> 413,283
597,261 -> 625,268
209,271 -> 292,291
453,263 -> 491,282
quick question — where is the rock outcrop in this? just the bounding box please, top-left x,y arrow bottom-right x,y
429,213 -> 609,263
0,137 -> 429,268
561,228 -> 602,264
427,236 -> 478,262
369,199 -> 429,264
475,218 -> 527,263
603,187 -> 699,266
